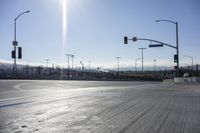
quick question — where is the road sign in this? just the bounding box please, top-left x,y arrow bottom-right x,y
149,44 -> 163,47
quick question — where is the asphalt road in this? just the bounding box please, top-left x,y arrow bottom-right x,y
0,80 -> 200,133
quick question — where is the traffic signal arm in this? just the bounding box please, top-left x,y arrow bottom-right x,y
136,38 -> 177,49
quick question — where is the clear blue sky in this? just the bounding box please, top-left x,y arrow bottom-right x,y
0,0 -> 200,69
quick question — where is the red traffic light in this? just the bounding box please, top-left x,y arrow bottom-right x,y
124,36 -> 128,44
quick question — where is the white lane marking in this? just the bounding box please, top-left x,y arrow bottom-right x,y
0,96 -> 35,102
13,83 -> 28,91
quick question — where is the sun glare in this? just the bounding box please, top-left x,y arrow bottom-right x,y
61,0 -> 68,61
62,0 -> 67,36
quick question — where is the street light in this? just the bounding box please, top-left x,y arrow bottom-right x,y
65,54 -> 71,69
116,57 -> 121,75
88,60 -> 91,71
45,59 -> 49,68
154,59 -> 156,72
139,48 -> 146,72
13,10 -> 30,74
71,55 -> 75,69
155,19 -> 179,77
135,58 -> 141,72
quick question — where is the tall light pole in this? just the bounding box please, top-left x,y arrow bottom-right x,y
139,48 -> 146,72
135,58 -> 141,72
13,10 -> 30,74
155,19 -> 179,77
45,59 -> 49,68
183,55 -> 193,69
88,60 -> 91,71
80,61 -> 84,70
116,57 -> 121,75
71,55 -> 75,69
154,59 -> 156,72
65,54 -> 71,69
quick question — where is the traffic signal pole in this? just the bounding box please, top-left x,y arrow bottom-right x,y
124,36 -> 179,77
13,11 -> 30,75
176,22 -> 179,77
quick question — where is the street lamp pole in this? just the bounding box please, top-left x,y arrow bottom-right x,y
176,22 -> 179,76
135,58 -> 141,72
155,20 -> 179,77
183,55 -> 193,69
88,61 -> 91,71
66,54 -> 71,69
13,10 -> 30,74
154,59 -> 156,72
71,55 -> 75,69
139,48 -> 146,72
116,57 -> 121,75
46,59 -> 49,68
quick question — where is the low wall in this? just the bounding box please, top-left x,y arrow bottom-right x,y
174,77 -> 200,84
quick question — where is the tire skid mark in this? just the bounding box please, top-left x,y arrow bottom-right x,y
67,99 -> 138,129
154,98 -> 175,133
128,98 -> 168,133
143,98 -> 172,132
118,103 -> 156,133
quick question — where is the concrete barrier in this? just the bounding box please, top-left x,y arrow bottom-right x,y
174,77 -> 200,84
163,79 -> 174,83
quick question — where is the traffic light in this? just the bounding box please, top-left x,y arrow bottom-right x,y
18,47 -> 22,59
174,54 -> 178,63
124,36 -> 128,44
132,37 -> 137,41
12,50 -> 16,58
13,41 -> 18,46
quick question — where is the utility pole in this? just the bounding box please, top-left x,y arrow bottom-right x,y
88,61 -> 91,71
139,48 -> 146,72
65,54 -> 71,69
46,59 -> 49,68
71,55 -> 75,69
154,59 -> 156,72
135,58 -> 141,72
116,57 -> 121,75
